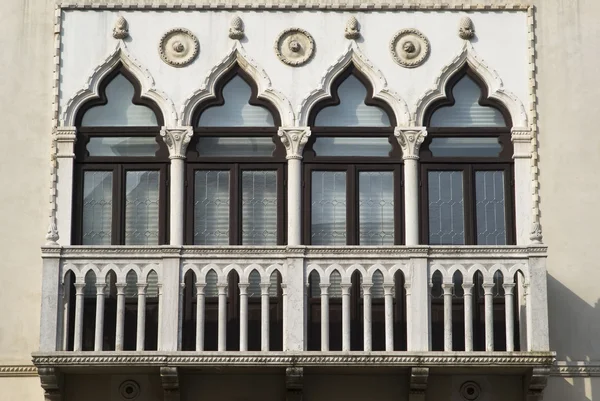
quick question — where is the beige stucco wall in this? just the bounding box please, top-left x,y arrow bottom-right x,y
1,0 -> 600,400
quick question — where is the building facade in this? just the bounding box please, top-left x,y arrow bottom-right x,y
0,1 -> 598,401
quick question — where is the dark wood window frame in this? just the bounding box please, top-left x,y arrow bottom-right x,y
420,66 -> 515,245
72,64 -> 169,245
303,66 -> 404,245
185,66 -> 287,245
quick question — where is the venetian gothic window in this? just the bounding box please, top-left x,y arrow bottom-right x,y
186,67 -> 286,245
73,65 -> 169,245
420,67 -> 515,245
304,67 -> 403,245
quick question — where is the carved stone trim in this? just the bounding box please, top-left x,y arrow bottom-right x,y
160,367 -> 180,401
38,367 -> 63,401
58,3 -> 531,11
278,128 -> 311,160
113,16 -> 129,40
409,367 -> 429,395
551,361 -> 600,377
394,128 -> 427,160
0,365 -> 38,377
159,28 -> 199,68
54,127 -> 77,159
32,352 -> 556,368
390,28 -> 430,68
275,28 -> 315,67
160,127 -> 193,159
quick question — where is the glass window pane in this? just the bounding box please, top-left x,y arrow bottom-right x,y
476,171 -> 507,245
125,171 -> 160,245
429,137 -> 502,158
197,137 -> 275,157
242,171 -> 278,245
313,137 -> 392,157
82,171 -> 113,245
81,74 -> 158,127
198,76 -> 274,127
428,171 -> 465,245
86,137 -> 159,157
359,171 -> 394,245
194,171 -> 230,245
311,171 -> 347,245
430,76 -> 506,127
315,75 -> 390,127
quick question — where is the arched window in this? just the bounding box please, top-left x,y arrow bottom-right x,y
421,67 -> 514,245
187,67 -> 285,245
305,67 -> 402,245
73,65 -> 169,245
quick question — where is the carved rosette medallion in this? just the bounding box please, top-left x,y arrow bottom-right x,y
390,28 -> 430,68
119,380 -> 140,400
159,28 -> 199,68
275,28 -> 315,67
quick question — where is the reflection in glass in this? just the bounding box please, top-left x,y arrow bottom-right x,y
430,76 -> 506,127
359,171 -> 394,245
315,75 -> 390,127
428,171 -> 465,245
242,171 -> 278,245
313,137 -> 392,157
197,137 -> 275,157
311,171 -> 347,245
82,171 -> 113,245
87,137 -> 159,157
199,76 -> 274,127
429,137 -> 502,158
194,171 -> 230,245
81,74 -> 158,127
475,171 -> 506,245
125,171 -> 160,245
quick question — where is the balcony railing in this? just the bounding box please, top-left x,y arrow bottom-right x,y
37,245 -> 551,366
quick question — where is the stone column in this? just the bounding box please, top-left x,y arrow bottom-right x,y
53,127 -> 77,245
527,249 -> 550,351
283,251 -> 306,351
395,128 -> 427,246
511,128 -> 533,245
407,256 -> 430,351
278,128 -> 311,246
160,127 -> 193,246
39,248 -> 62,351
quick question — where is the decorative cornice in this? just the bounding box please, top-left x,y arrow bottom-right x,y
160,127 -> 193,159
277,128 -> 311,159
58,3 -> 531,11
32,352 -> 555,368
0,365 -> 38,377
394,127 -> 427,160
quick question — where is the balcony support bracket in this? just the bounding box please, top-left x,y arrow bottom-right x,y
39,367 -> 63,401
286,367 -> 303,401
408,367 -> 429,401
525,366 -> 550,401
160,367 -> 180,401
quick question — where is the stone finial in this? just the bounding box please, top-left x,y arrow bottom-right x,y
394,127 -> 427,160
344,16 -> 360,40
45,220 -> 59,246
278,128 -> 311,159
530,221 -> 543,244
113,16 -> 129,40
458,16 -> 475,40
229,15 -> 245,40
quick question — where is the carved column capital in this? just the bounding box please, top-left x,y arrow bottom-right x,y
394,127 -> 427,160
278,127 -> 311,160
160,127 -> 193,159
511,127 -> 533,159
54,127 -> 77,159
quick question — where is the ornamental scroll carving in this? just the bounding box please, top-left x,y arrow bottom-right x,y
394,128 -> 427,160
160,127 -> 193,159
278,128 -> 311,159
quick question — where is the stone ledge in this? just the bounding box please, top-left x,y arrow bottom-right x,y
32,351 -> 555,368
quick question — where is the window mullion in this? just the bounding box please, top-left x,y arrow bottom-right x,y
113,165 -> 123,245
347,165 -> 357,245
464,165 -> 475,245
230,164 -> 240,245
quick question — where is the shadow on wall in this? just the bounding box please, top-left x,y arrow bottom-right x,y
546,274 -> 600,401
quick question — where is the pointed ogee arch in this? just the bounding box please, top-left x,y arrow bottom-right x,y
298,42 -> 409,127
61,42 -> 176,127
181,43 -> 294,126
414,42 -> 527,127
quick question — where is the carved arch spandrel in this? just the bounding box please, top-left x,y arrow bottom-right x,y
414,42 -> 528,127
181,43 -> 294,127
61,42 -> 177,127
298,42 -> 410,127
